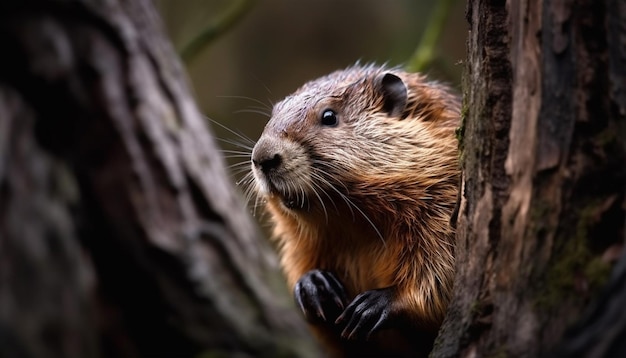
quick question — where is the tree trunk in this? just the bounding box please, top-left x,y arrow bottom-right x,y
432,0 -> 626,357
3,0 -> 626,357
0,1 -> 318,357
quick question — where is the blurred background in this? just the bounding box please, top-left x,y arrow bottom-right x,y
157,0 -> 465,179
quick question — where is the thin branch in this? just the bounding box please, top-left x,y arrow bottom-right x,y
406,0 -> 457,73
180,0 -> 255,64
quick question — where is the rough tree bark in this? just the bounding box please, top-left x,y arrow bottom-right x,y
432,0 -> 626,357
2,0 -> 625,357
0,1 -> 318,357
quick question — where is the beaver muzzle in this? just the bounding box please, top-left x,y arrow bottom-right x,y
252,135 -> 311,210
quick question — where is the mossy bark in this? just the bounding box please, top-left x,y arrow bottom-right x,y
0,1 -> 318,357
432,0 -> 626,357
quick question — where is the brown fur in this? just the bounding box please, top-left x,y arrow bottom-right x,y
251,64 -> 460,357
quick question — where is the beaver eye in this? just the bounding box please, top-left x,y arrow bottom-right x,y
321,109 -> 338,127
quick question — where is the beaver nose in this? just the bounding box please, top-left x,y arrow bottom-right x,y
253,153 -> 282,173
252,137 -> 283,174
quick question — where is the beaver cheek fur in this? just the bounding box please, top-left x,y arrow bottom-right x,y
251,64 -> 459,358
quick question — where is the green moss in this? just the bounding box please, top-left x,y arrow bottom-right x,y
583,257 -> 611,288
458,103 -> 468,125
593,126 -> 617,148
534,200 -> 613,309
528,201 -> 552,235
455,125 -> 463,142
535,242 -> 587,308
469,299 -> 482,317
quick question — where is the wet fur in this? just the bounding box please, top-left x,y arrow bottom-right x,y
252,64 -> 460,356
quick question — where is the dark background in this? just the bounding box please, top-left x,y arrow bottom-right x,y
157,0 -> 466,171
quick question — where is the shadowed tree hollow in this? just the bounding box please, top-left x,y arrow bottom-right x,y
0,0 -> 624,358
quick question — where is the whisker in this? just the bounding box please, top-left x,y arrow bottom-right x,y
220,149 -> 252,155
312,160 -> 352,193
222,155 -> 252,161
236,171 -> 262,217
310,165 -> 385,246
236,171 -> 253,186
339,191 -> 385,247
306,179 -> 328,224
310,171 -> 338,213
203,115 -> 256,145
311,165 -> 353,218
217,94 -> 272,111
228,160 -> 251,169
216,137 -> 254,151
250,74 -> 274,99
233,108 -> 272,117
230,167 -> 252,176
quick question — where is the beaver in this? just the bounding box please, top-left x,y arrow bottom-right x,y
250,64 -> 460,357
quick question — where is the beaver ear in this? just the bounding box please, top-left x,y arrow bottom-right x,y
377,73 -> 408,118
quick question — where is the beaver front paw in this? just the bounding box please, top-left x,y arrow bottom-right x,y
294,269 -> 349,324
336,287 -> 395,340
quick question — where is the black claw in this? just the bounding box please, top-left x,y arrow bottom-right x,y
322,270 -> 349,308
336,287 -> 396,340
368,314 -> 388,339
294,270 -> 348,324
294,282 -> 320,320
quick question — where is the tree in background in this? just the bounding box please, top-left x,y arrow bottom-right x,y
0,1 -> 317,357
0,1 -> 624,358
